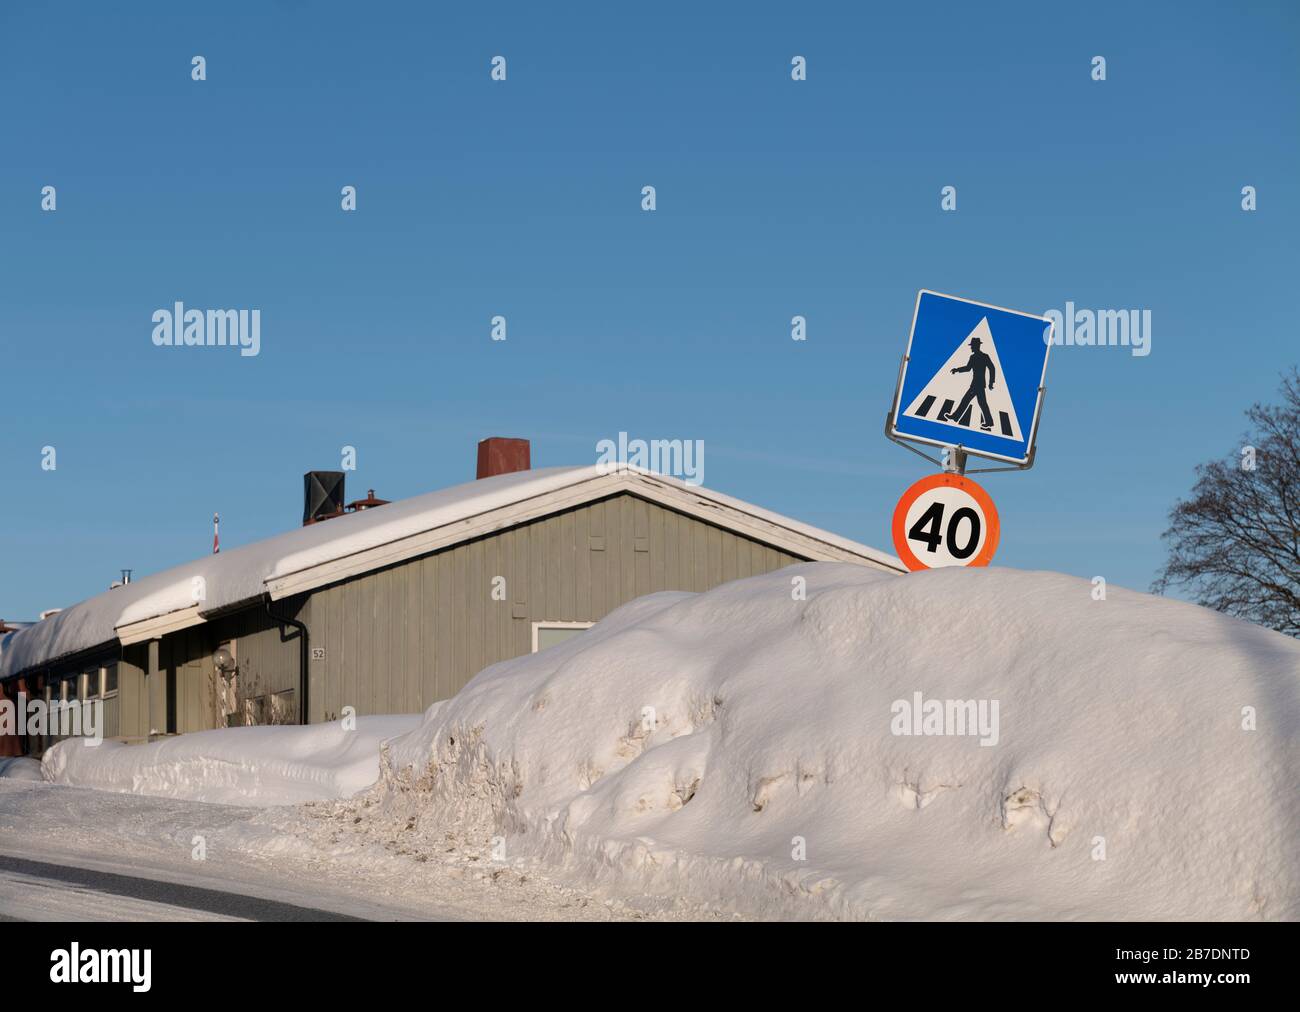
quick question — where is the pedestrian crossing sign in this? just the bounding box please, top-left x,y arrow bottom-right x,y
888,291 -> 1053,466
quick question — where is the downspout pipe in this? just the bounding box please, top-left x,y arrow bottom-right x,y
266,597 -> 309,726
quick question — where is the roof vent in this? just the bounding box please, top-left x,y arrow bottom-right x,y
347,489 -> 390,512
476,438 -> 531,480
303,471 -> 346,525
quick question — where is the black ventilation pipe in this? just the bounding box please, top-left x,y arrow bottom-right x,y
266,597 -> 309,725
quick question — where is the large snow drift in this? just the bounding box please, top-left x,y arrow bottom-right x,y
34,563 -> 1298,919
359,563 -> 1298,920
43,717 -> 419,806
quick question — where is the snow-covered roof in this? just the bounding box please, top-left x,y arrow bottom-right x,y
0,465 -> 902,679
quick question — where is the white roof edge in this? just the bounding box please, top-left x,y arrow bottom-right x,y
0,465 -> 901,679
626,470 -> 904,571
116,605 -> 208,646
262,466 -> 903,600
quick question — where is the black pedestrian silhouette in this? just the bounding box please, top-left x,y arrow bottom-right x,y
942,336 -> 997,430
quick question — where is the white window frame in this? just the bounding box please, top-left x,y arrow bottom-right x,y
530,621 -> 594,653
99,663 -> 119,700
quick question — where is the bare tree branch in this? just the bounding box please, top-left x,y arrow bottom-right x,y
1153,369 -> 1300,637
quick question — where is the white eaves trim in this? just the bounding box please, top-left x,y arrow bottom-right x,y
264,468 -> 902,601
116,605 -> 206,647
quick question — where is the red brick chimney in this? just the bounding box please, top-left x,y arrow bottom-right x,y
476,437 -> 531,479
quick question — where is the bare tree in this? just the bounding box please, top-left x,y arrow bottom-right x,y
1153,369 -> 1300,636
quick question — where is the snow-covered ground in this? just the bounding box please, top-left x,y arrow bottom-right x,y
41,717 -> 419,806
0,781 -> 717,921
24,563 -> 1300,920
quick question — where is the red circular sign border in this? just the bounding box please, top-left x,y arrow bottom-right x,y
891,473 -> 1001,572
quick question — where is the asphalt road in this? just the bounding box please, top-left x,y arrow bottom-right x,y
0,853 -> 367,922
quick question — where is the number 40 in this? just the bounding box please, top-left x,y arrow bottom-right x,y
908,501 -> 981,559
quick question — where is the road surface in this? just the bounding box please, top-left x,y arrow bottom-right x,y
0,852 -> 365,921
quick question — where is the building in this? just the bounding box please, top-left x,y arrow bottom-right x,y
0,621 -> 33,758
0,439 -> 901,754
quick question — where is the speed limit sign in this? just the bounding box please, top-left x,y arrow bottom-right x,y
891,473 -> 1000,571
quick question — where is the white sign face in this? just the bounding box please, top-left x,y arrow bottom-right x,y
891,473 -> 1001,572
901,317 -> 1024,442
901,486 -> 988,567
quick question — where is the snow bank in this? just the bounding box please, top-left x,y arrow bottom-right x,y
42,717 -> 420,807
361,563 -> 1299,920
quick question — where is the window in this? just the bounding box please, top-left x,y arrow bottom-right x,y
238,689 -> 295,727
62,675 -> 78,702
531,622 -> 594,653
102,663 -> 119,697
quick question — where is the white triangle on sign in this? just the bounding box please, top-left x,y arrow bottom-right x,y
902,317 -> 1023,442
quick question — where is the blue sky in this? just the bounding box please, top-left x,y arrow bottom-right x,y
1,1 -> 1297,618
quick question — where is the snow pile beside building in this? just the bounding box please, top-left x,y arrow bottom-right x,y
43,717 -> 419,807
366,563 -> 1298,920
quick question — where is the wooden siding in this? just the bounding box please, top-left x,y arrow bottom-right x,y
119,606 -> 307,740
116,645 -> 150,740
18,491 -> 812,749
302,493 -> 804,722
153,603 -> 308,734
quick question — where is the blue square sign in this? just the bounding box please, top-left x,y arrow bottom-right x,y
888,291 -> 1053,466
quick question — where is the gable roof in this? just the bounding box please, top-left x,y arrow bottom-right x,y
0,465 -> 902,680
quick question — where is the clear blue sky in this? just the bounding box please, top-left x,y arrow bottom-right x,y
2,1 -> 1297,619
